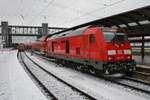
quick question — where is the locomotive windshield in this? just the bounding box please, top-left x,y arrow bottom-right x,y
103,32 -> 128,42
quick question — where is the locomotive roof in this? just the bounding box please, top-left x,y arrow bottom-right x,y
50,26 -> 89,40
37,36 -> 47,41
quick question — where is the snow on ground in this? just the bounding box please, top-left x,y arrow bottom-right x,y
21,53 -> 90,100
27,52 -> 150,100
0,50 -> 47,100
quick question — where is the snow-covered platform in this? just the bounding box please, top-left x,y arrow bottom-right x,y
0,50 -> 47,100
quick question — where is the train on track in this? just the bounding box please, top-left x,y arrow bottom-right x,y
20,26 -> 136,76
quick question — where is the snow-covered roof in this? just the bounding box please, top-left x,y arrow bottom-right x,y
0,0 -> 150,27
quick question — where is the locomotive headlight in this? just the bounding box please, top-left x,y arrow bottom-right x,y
108,50 -> 116,55
124,49 -> 131,54
127,55 -> 131,60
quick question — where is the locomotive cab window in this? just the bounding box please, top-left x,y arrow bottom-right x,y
103,32 -> 128,42
89,34 -> 95,44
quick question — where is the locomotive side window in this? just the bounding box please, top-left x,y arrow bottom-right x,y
66,40 -> 70,54
52,42 -> 54,52
89,34 -> 95,44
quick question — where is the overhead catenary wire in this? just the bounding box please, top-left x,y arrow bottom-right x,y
28,0 -> 125,27
29,0 -> 99,25
61,0 -> 125,26
29,0 -> 55,25
18,0 -> 25,25
43,0 -> 112,26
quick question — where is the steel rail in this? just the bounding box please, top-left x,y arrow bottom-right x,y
17,52 -> 58,100
24,52 -> 96,100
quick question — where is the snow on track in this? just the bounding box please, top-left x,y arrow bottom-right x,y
0,50 -> 47,100
21,52 -> 93,100
26,52 -> 150,100
116,78 -> 150,93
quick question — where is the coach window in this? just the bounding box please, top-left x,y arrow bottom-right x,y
89,34 -> 95,44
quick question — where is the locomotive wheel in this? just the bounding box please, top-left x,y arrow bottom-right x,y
45,53 -> 48,57
89,68 -> 96,74
104,69 -> 109,74
77,65 -> 82,70
126,72 -> 133,76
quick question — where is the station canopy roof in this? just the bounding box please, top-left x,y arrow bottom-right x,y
65,5 -> 150,38
47,5 -> 150,39
91,5 -> 150,37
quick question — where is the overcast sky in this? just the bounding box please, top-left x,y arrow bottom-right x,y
0,0 -> 150,27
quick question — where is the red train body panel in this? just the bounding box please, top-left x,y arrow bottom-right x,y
32,36 -> 46,53
32,26 -> 136,75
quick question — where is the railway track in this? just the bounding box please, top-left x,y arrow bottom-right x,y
131,65 -> 150,82
17,52 -> 57,100
19,52 -> 96,100
32,51 -> 150,95
136,65 -> 150,74
124,76 -> 150,86
107,77 -> 150,95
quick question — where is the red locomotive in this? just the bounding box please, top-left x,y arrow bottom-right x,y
32,26 -> 136,76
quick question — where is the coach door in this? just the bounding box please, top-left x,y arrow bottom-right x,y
66,40 -> 70,54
